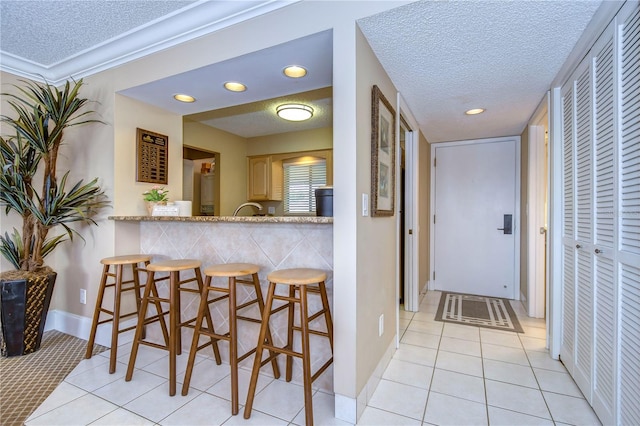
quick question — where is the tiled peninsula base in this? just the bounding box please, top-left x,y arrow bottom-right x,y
111,217 -> 333,393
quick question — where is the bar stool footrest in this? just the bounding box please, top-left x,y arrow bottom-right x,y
311,358 -> 333,382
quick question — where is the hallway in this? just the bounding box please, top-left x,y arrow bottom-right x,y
359,291 -> 600,425
25,291 -> 599,425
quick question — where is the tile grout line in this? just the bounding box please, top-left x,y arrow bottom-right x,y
421,308 -> 444,425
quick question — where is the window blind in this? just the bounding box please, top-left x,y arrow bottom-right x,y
284,159 -> 326,214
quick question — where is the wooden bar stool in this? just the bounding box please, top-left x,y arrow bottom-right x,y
125,259 -> 221,396
244,268 -> 333,426
181,263 -> 280,415
85,254 -> 150,374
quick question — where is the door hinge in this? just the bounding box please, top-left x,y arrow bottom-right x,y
433,215 -> 436,224
433,271 -> 436,280
434,157 -> 437,167
408,229 -> 413,235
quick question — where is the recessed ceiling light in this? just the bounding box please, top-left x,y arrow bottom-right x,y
283,65 -> 307,78
276,104 -> 314,121
224,81 -> 247,92
465,108 -> 485,115
174,94 -> 195,103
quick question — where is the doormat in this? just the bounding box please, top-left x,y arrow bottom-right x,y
435,292 -> 524,333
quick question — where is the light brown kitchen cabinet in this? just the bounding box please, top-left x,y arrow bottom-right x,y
247,155 -> 282,201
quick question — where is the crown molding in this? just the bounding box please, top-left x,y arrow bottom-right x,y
0,0 -> 298,85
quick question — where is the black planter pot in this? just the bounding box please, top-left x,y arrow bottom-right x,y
0,272 -> 56,357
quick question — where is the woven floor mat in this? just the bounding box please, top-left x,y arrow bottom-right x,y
434,292 -> 524,333
0,330 -> 107,426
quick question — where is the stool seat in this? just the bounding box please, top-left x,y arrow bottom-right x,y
147,259 -> 201,272
245,267 -> 333,426
101,254 -> 151,265
182,263 -> 280,415
204,263 -> 260,277
86,254 -> 149,374
126,258 -> 215,396
267,268 -> 326,285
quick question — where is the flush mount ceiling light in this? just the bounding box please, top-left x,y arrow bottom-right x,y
283,65 -> 307,78
224,81 -> 247,92
465,108 -> 485,115
174,94 -> 195,103
276,103 -> 314,121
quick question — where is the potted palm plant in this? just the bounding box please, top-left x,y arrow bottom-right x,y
0,78 -> 108,356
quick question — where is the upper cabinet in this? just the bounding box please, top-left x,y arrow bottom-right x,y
247,155 -> 282,201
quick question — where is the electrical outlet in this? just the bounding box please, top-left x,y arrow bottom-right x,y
80,289 -> 87,304
378,314 -> 384,336
268,206 -> 275,215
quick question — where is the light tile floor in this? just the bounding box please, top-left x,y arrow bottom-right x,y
25,291 -> 600,425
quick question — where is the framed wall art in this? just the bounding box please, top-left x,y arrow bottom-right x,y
370,85 -> 396,217
136,128 -> 168,184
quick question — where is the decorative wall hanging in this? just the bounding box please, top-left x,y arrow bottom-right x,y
370,85 -> 396,216
136,128 -> 168,184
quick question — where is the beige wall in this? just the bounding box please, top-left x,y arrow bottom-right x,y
55,72 -> 118,317
418,131 -> 431,290
114,94 -> 183,217
246,127 -> 332,156
354,27 -> 398,393
520,126 -> 529,304
1,1 -> 414,414
183,120 -> 248,216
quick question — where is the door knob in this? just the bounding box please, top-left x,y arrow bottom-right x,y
595,248 -> 602,254
576,244 -> 582,249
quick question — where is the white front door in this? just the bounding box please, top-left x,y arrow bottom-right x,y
432,138 -> 519,299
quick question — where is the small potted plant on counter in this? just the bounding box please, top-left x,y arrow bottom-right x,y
0,78 -> 108,356
142,186 -> 169,215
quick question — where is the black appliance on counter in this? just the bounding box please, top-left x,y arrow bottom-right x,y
315,186 -> 333,217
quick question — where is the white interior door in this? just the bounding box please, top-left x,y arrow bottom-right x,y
432,138 -> 519,299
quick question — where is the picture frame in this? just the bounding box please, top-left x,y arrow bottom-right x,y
136,128 -> 168,184
371,85 -> 396,216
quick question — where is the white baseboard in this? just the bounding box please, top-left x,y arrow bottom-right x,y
334,336 -> 396,424
44,310 -> 136,348
334,393 -> 357,424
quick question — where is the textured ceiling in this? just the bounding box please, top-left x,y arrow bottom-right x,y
0,1 -> 196,65
0,0 -> 603,142
357,0 -> 602,142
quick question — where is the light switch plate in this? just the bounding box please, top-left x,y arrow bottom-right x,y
362,193 -> 369,216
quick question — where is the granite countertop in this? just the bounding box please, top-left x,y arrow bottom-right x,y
108,215 -> 333,224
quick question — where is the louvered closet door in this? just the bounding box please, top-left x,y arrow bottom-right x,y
560,77 -> 577,377
573,60 -> 595,401
592,23 -> 617,426
559,3 -> 640,425
560,59 -> 595,396
619,4 -> 640,424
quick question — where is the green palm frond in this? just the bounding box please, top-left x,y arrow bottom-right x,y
31,172 -> 108,229
0,78 -> 109,271
0,230 -> 22,270
0,135 -> 39,215
0,230 -> 67,270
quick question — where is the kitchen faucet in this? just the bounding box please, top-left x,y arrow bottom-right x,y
233,202 -> 263,216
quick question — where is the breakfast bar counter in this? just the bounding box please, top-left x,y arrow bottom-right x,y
109,215 -> 334,391
109,215 -> 333,224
